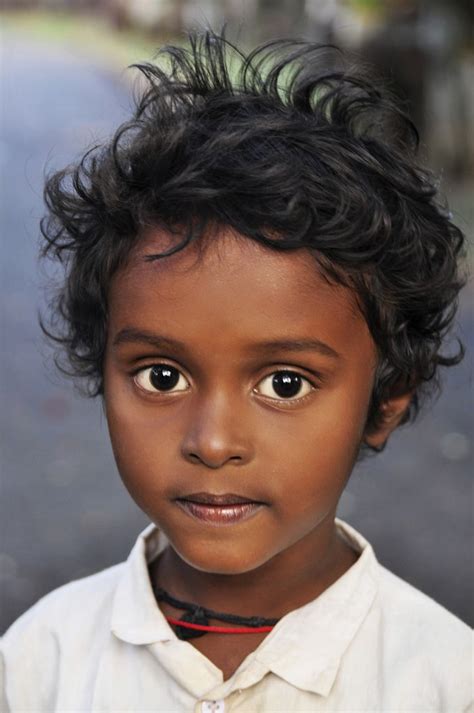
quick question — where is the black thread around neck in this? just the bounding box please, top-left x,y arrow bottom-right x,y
153,586 -> 280,627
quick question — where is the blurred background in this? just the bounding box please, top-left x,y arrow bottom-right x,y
0,0 -> 472,633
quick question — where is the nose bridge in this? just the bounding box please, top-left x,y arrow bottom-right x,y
181,380 -> 253,467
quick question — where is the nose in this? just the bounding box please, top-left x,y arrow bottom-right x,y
180,390 -> 254,469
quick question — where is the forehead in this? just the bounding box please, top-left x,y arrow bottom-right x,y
108,226 -> 373,358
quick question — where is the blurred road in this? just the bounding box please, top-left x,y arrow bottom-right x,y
0,33 -> 472,633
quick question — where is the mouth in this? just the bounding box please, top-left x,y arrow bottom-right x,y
175,492 -> 266,526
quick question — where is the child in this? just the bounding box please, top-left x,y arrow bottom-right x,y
1,30 -> 471,712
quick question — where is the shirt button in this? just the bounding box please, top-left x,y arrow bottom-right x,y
202,701 -> 225,713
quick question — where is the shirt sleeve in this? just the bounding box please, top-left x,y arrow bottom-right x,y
1,606 -> 60,713
0,647 -> 9,713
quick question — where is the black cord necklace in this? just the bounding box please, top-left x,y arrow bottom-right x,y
153,586 -> 281,640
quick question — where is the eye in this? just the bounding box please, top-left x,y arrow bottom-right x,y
134,364 -> 190,394
254,370 -> 314,401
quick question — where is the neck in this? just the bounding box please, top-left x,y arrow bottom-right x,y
150,516 -> 358,619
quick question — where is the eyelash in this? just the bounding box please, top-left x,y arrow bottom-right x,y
131,362 -> 319,405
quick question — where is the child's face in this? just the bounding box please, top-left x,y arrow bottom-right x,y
104,227 -> 378,575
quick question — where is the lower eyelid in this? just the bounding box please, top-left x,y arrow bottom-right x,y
271,394 -> 315,408
254,384 -> 316,406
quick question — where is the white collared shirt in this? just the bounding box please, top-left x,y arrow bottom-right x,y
1,519 -> 472,712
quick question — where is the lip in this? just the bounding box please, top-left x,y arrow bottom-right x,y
175,493 -> 265,526
177,492 -> 264,506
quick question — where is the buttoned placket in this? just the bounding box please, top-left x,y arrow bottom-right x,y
200,700 -> 225,713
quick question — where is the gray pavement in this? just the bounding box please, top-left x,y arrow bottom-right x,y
0,33 -> 472,633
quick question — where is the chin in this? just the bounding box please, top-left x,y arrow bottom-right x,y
175,542 -> 270,576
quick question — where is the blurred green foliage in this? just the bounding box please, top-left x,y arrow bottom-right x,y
347,0 -> 381,12
0,10 -> 162,69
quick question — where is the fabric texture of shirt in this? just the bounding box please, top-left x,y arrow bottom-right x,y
1,518 -> 472,712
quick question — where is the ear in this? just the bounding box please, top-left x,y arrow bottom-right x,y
363,390 -> 414,450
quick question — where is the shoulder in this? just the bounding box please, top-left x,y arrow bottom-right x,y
377,563 -> 471,643
374,563 -> 472,694
1,563 -> 125,660
2,561 -> 125,644
338,518 -> 471,647
338,520 -> 472,709
1,562 -> 126,710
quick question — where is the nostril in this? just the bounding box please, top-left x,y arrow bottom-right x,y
182,441 -> 251,468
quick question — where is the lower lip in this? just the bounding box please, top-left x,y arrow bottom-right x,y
176,500 -> 264,525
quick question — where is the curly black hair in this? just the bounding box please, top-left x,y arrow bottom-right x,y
39,29 -> 465,451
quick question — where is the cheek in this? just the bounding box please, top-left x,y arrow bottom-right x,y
267,400 -> 369,525
265,410 -> 366,518
104,377 -> 178,493
280,388 -> 370,473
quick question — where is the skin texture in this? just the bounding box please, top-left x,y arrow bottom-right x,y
103,226 -> 411,678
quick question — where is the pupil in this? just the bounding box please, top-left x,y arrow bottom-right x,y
273,372 -> 301,398
150,366 -> 179,391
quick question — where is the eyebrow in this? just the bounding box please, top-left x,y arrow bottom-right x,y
112,328 -> 342,360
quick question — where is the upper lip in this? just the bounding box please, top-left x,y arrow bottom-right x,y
177,492 -> 264,506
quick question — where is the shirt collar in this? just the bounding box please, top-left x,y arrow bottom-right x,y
252,518 -> 379,696
110,522 -> 175,645
110,518 -> 379,696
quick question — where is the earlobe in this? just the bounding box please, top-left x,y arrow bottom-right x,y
363,391 -> 414,450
